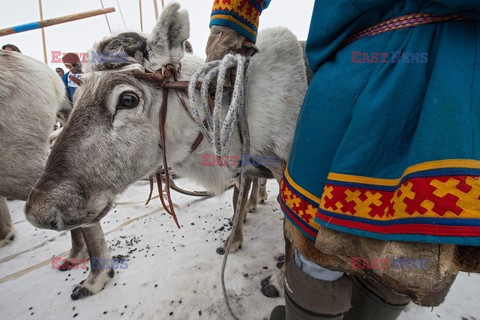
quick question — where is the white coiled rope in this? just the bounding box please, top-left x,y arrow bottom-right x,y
188,54 -> 253,320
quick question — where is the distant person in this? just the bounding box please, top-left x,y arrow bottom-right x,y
1,44 -> 21,53
61,53 -> 83,102
55,67 -> 65,77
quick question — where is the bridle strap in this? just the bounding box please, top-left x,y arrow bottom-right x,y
132,69 -> 214,153
133,66 -> 214,228
158,85 -> 179,227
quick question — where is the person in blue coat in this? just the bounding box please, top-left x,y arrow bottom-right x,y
61,53 -> 83,103
206,1 -> 480,319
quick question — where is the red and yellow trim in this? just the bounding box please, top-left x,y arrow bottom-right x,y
280,172 -> 321,241
327,159 -> 480,187
210,0 -> 269,42
280,160 -> 480,245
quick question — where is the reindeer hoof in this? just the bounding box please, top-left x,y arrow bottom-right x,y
70,267 -> 113,300
0,229 -> 16,248
71,286 -> 92,300
261,271 -> 284,298
246,202 -> 257,213
261,284 -> 280,298
218,242 -> 243,255
227,243 -> 242,253
220,235 -> 243,254
261,275 -> 280,297
261,275 -> 272,287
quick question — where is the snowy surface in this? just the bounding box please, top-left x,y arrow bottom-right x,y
0,178 -> 479,320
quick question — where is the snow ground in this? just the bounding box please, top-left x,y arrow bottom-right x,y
0,178 -> 478,320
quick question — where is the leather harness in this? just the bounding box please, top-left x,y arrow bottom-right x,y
132,65 -> 215,228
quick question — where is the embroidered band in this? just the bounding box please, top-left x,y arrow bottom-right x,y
339,13 -> 467,50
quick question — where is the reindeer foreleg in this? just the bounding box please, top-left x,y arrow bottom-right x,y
71,223 -> 113,300
0,197 -> 15,248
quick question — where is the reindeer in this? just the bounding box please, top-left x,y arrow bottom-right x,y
25,3 -> 307,299
0,51 -> 92,268
0,51 -> 62,245
175,37 -> 270,251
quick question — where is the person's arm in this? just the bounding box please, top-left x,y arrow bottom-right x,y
206,0 -> 271,61
68,74 -> 83,86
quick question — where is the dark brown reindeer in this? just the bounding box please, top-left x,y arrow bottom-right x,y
26,3 -> 307,299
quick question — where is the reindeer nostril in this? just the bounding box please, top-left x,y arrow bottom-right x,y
49,218 -> 59,230
46,208 -> 64,231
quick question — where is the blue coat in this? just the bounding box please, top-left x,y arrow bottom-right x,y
280,0 -> 480,245
62,71 -> 77,102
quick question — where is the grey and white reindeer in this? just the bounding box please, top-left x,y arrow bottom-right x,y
26,3 -> 307,299
0,50 -> 82,254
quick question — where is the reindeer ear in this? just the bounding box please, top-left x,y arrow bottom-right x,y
146,3 -> 190,70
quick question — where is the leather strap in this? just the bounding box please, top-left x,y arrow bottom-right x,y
132,69 -> 214,153
133,65 -> 216,228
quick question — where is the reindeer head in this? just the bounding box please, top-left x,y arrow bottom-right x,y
26,3 -> 199,231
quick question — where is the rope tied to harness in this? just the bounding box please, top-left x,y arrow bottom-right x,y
188,54 -> 253,320
188,54 -> 252,162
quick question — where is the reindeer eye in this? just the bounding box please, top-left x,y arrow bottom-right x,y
117,92 -> 139,109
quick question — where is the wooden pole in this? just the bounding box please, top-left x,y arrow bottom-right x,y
153,0 -> 159,20
0,7 -> 116,37
139,0 -> 143,32
161,0 -> 164,8
38,0 -> 47,64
